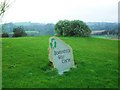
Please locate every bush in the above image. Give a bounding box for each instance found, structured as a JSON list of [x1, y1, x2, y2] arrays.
[[13, 26, 27, 37], [2, 33, 9, 37], [55, 20, 91, 37]]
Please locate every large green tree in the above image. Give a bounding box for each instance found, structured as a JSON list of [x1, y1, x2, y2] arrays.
[[70, 20, 91, 37], [55, 20, 91, 37]]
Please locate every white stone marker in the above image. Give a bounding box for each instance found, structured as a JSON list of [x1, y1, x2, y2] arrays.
[[48, 36, 75, 75]]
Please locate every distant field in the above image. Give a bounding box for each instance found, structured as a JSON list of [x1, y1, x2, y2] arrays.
[[25, 31, 39, 34], [2, 36, 118, 88], [91, 35, 118, 40]]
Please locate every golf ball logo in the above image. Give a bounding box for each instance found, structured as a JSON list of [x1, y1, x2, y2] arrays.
[[50, 38, 56, 49]]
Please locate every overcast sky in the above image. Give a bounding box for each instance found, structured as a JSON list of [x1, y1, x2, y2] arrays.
[[2, 0, 119, 23]]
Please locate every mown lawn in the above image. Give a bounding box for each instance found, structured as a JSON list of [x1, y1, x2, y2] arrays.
[[2, 36, 118, 88]]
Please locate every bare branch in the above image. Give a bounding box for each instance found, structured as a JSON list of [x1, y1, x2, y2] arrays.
[[0, 0, 15, 17]]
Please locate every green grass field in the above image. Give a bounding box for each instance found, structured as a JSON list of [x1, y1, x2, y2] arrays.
[[2, 36, 118, 88]]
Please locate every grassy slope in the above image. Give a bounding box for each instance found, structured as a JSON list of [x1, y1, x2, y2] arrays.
[[2, 36, 118, 88]]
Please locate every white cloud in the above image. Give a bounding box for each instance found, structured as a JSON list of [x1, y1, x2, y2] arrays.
[[2, 0, 119, 23]]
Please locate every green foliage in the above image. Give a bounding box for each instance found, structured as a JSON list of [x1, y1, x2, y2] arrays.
[[13, 26, 27, 37], [55, 20, 91, 37], [71, 20, 91, 36], [55, 20, 63, 36], [2, 36, 118, 88], [2, 32, 9, 37]]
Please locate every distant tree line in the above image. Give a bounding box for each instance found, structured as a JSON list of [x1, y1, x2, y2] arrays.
[[55, 20, 91, 37], [87, 22, 118, 31], [2, 26, 27, 37], [92, 30, 118, 35], [1, 22, 54, 37]]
